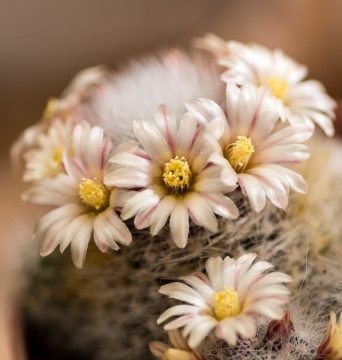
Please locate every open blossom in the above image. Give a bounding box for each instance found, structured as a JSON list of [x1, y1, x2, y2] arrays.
[[11, 66, 107, 162], [203, 39, 336, 137], [317, 312, 342, 360], [157, 254, 292, 349], [23, 118, 75, 181], [186, 83, 314, 212], [149, 329, 205, 360], [22, 121, 132, 268], [104, 104, 239, 248]]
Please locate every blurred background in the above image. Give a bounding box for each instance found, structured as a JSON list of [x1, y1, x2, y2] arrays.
[[1, 0, 342, 358]]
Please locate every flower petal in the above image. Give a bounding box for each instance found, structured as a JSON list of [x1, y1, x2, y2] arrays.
[[200, 192, 239, 219], [170, 200, 189, 248], [238, 173, 266, 212], [150, 195, 177, 235], [155, 104, 178, 153]]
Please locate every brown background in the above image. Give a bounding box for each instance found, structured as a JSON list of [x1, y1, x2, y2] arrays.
[[1, 1, 342, 358]]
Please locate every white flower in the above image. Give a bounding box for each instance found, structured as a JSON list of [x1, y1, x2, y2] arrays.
[[186, 83, 314, 212], [193, 33, 230, 58], [215, 40, 336, 137], [104, 104, 239, 248], [23, 118, 74, 181], [11, 66, 107, 162], [149, 329, 205, 360], [317, 312, 342, 360], [157, 254, 292, 349], [22, 121, 132, 268]]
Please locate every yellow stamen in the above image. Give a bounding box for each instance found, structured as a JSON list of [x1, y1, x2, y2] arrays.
[[163, 156, 192, 194], [79, 178, 110, 211], [266, 76, 288, 100], [52, 147, 63, 163], [224, 136, 254, 172], [212, 287, 242, 321]]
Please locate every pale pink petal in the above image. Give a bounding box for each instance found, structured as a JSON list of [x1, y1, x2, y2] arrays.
[[164, 315, 197, 331], [101, 207, 132, 245], [253, 144, 310, 166], [187, 317, 217, 349], [170, 201, 189, 248], [184, 192, 218, 232], [243, 299, 288, 319], [222, 257, 236, 289], [134, 205, 158, 229], [155, 104, 178, 153], [72, 121, 91, 167], [121, 188, 163, 220], [109, 152, 161, 176], [150, 195, 177, 235], [104, 168, 152, 188], [70, 214, 95, 268], [93, 211, 120, 252], [110, 188, 137, 209], [175, 113, 198, 155], [179, 275, 215, 305], [248, 167, 289, 210], [258, 123, 314, 150], [133, 120, 172, 164], [157, 305, 201, 324], [216, 318, 239, 345], [159, 283, 211, 311], [200, 192, 239, 219], [238, 173, 266, 212], [206, 257, 224, 292], [185, 98, 227, 126], [203, 117, 226, 141], [59, 213, 95, 253], [237, 261, 273, 300], [234, 253, 257, 289], [34, 203, 85, 235], [110, 140, 139, 158]]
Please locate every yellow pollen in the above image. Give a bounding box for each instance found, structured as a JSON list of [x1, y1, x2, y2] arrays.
[[52, 147, 63, 163], [163, 156, 192, 194], [266, 76, 288, 100], [224, 136, 254, 172], [212, 287, 242, 321], [79, 178, 110, 211]]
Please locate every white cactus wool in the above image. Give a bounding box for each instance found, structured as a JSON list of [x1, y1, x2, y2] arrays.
[[13, 41, 342, 360]]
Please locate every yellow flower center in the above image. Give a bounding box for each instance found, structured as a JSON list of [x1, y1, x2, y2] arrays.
[[224, 136, 254, 173], [266, 76, 288, 100], [79, 178, 110, 211], [212, 287, 242, 321], [52, 147, 63, 163], [163, 156, 192, 194]]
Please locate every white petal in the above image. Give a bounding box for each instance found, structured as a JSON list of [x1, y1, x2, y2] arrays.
[[59, 213, 94, 254], [184, 193, 218, 232], [70, 214, 95, 268], [150, 195, 177, 235], [170, 201, 189, 248], [206, 257, 223, 292], [157, 305, 200, 324], [187, 317, 217, 349], [159, 282, 211, 310], [234, 253, 257, 289], [134, 206, 157, 229], [155, 104, 178, 153], [121, 188, 162, 220], [104, 168, 152, 188], [200, 192, 239, 219], [148, 341, 168, 358], [185, 98, 227, 126], [110, 140, 139, 158], [176, 113, 198, 155], [180, 274, 215, 305], [133, 120, 172, 164], [238, 173, 266, 212]]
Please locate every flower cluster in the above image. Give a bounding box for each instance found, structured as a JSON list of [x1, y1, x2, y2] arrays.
[[13, 36, 339, 357]]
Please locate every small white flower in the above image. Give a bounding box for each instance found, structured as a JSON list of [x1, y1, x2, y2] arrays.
[[149, 329, 205, 360], [212, 40, 336, 137], [23, 118, 74, 181], [186, 83, 314, 212], [157, 254, 292, 349], [104, 104, 239, 248], [11, 66, 107, 162], [22, 121, 132, 268]]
